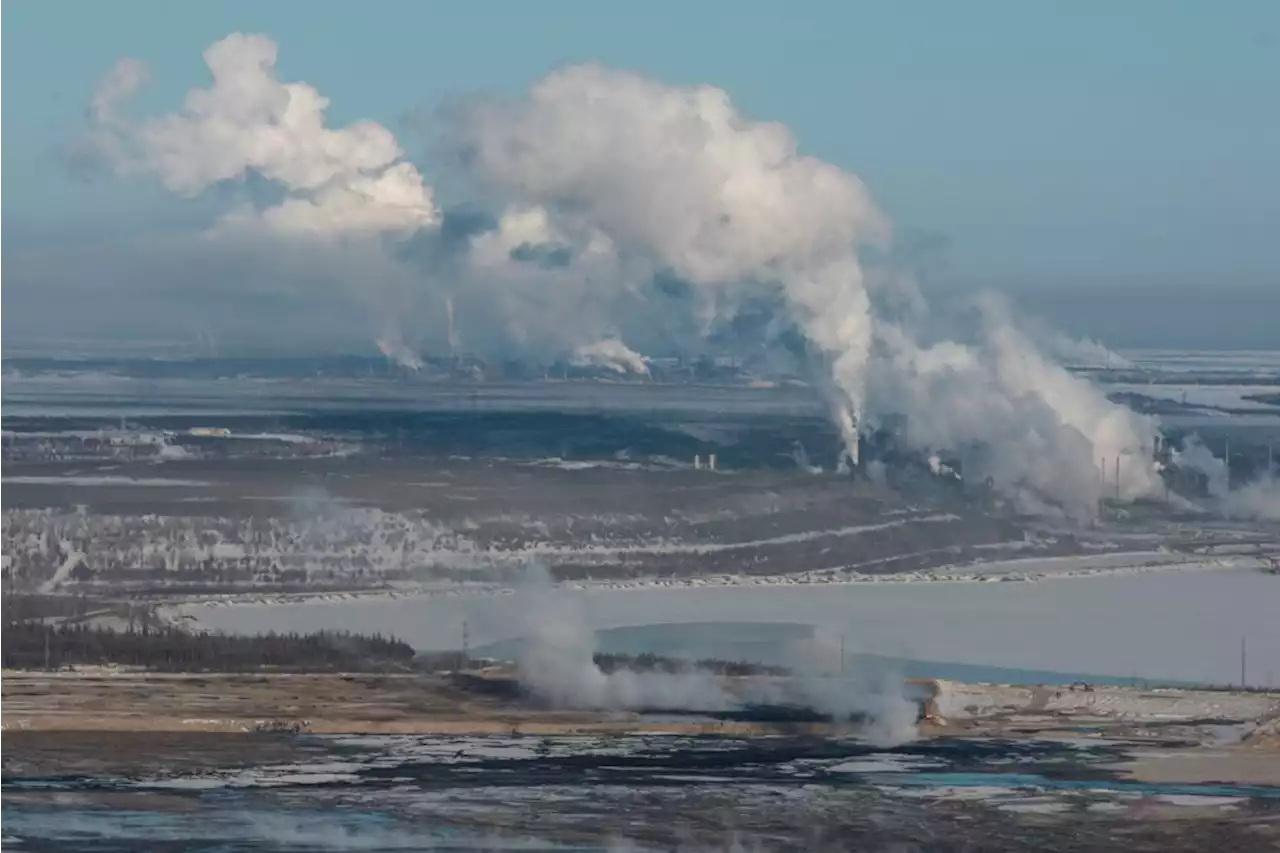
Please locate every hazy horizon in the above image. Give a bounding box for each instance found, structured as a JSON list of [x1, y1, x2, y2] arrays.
[[4, 2, 1277, 355]]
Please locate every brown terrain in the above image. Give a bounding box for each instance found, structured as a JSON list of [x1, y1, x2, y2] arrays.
[[4, 669, 1279, 853], [4, 668, 1278, 788], [0, 669, 849, 736]]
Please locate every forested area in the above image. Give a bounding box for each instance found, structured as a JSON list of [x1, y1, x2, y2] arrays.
[[2, 622, 417, 672]]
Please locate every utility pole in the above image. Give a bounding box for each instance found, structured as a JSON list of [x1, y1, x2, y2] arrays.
[[1114, 455, 1120, 502], [1241, 635, 1247, 689]]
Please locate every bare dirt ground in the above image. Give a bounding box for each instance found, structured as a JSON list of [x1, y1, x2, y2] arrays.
[[5, 670, 1279, 852], [2, 730, 319, 779], [5, 670, 1278, 785], [0, 669, 845, 736]]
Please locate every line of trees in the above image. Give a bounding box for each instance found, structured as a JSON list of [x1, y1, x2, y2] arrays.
[[1, 622, 416, 672]]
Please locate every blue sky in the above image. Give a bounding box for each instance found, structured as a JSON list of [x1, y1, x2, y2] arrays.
[[3, 1, 1278, 347]]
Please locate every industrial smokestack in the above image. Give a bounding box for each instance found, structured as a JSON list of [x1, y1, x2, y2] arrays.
[[89, 35, 1171, 521]]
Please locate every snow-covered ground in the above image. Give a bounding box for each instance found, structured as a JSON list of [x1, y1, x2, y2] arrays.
[[933, 681, 1280, 723], [1118, 350, 1280, 377], [1107, 382, 1280, 412]]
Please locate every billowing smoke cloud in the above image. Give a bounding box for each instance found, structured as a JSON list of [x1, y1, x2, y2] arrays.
[[376, 336, 424, 371], [1040, 332, 1133, 370], [500, 565, 734, 712], [88, 56, 148, 143], [457, 63, 887, 462], [447, 62, 1163, 517], [93, 33, 438, 236], [571, 338, 650, 375], [769, 631, 920, 747], [89, 33, 440, 360], [1222, 478, 1280, 522], [82, 32, 1169, 519], [1019, 313, 1134, 369], [1174, 437, 1280, 521], [867, 296, 1161, 520], [490, 565, 918, 745]]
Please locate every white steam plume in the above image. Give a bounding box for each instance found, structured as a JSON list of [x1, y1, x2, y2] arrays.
[[773, 631, 919, 747], [458, 63, 888, 462], [89, 56, 148, 126], [488, 566, 919, 744], [1174, 437, 1280, 521], [1222, 478, 1280, 522], [86, 35, 1170, 519], [456, 203, 637, 363], [454, 64, 1162, 517], [1019, 313, 1133, 369], [376, 335, 425, 371], [1042, 332, 1133, 370], [502, 565, 732, 711], [92, 33, 439, 236], [89, 33, 440, 367], [571, 338, 651, 375], [868, 297, 1161, 520]]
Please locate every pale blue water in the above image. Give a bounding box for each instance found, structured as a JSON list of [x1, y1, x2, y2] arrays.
[[217, 570, 1279, 687], [7, 732, 1279, 851], [1, 804, 624, 852], [883, 772, 1280, 800], [476, 622, 1190, 687]]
